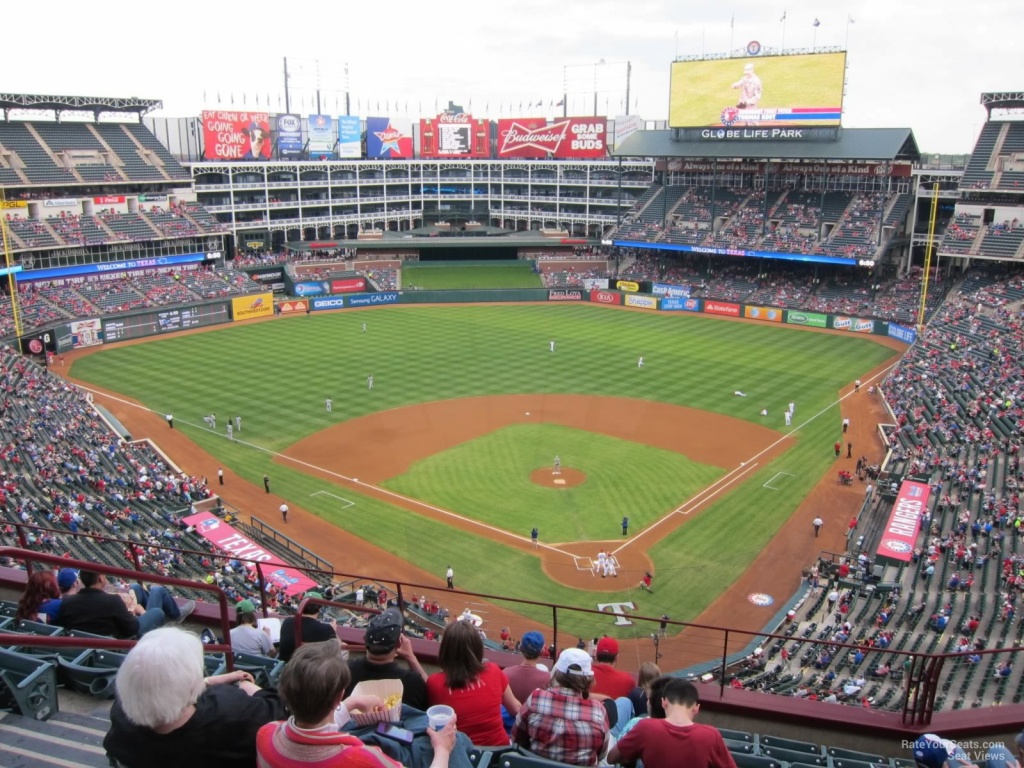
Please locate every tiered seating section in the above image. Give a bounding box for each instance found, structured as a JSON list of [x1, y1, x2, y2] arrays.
[[0, 120, 189, 185], [0, 269, 266, 338], [615, 187, 910, 261]]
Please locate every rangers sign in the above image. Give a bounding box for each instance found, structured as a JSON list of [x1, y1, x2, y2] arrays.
[[497, 117, 607, 158]]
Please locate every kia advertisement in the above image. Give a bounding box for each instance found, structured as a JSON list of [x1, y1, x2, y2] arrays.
[[497, 117, 607, 158], [420, 112, 490, 158], [704, 300, 740, 317], [276, 114, 303, 158], [589, 290, 622, 305], [366, 117, 413, 158], [202, 110, 271, 160]]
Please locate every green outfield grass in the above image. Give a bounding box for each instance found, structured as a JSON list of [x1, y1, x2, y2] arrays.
[[70, 303, 899, 635], [403, 263, 543, 289], [383, 423, 724, 542]]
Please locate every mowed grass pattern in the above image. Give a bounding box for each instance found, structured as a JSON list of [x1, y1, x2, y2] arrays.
[[383, 424, 724, 542], [70, 304, 899, 630], [403, 264, 543, 289]]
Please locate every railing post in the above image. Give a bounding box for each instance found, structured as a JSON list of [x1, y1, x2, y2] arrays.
[[552, 605, 558, 654], [720, 628, 729, 699], [14, 524, 31, 576], [255, 563, 269, 618]]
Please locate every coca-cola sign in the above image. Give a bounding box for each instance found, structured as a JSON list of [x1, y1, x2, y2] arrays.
[[420, 113, 490, 158], [497, 117, 607, 159]]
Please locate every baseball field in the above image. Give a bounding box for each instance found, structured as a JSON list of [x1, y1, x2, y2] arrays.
[[68, 298, 900, 645]]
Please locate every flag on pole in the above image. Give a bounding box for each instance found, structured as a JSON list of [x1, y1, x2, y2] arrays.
[[555, 98, 564, 107], [730, 15, 734, 29], [813, 18, 820, 26], [848, 15, 855, 23], [780, 11, 786, 21]]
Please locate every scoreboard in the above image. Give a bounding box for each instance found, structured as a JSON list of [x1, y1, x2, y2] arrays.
[[103, 302, 230, 342]]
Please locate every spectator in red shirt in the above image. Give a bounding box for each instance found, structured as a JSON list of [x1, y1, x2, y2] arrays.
[[425, 619, 520, 746], [591, 638, 636, 699]]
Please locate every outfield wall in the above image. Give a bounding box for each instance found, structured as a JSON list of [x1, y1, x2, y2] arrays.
[[27, 288, 917, 353]]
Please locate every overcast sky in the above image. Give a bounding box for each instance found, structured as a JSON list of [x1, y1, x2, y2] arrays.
[[1, 0, 1017, 154]]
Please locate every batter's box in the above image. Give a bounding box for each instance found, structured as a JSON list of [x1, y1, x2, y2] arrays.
[[573, 556, 595, 572], [310, 490, 355, 509], [762, 472, 795, 491]]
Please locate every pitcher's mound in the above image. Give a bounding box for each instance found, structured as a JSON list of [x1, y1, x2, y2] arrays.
[[530, 467, 586, 488]]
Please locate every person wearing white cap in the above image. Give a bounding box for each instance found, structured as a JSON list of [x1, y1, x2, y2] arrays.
[[512, 648, 609, 766], [731, 63, 762, 109]]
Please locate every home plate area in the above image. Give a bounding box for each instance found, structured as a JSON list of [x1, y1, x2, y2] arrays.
[[572, 552, 621, 578]]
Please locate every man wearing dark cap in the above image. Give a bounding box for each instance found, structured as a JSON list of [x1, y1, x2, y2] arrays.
[[56, 571, 193, 638], [278, 592, 336, 662], [505, 631, 552, 704], [344, 607, 428, 710], [243, 122, 269, 159]]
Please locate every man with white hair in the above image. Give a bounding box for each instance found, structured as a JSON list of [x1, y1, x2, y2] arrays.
[[732, 63, 763, 109], [104, 627, 285, 768]]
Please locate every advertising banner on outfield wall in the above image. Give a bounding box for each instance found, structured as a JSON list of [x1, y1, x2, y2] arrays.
[[625, 295, 657, 309], [613, 279, 641, 293], [294, 281, 330, 297], [202, 111, 271, 160], [582, 278, 609, 290], [277, 299, 309, 315], [661, 297, 701, 312], [548, 290, 584, 301], [832, 316, 875, 334], [888, 323, 917, 344], [311, 296, 346, 311], [589, 290, 622, 305], [183, 511, 318, 595], [231, 293, 273, 321], [332, 277, 367, 294], [876, 480, 929, 563], [348, 292, 399, 307], [785, 310, 828, 328], [743, 306, 783, 322], [69, 319, 103, 348], [245, 267, 286, 293], [652, 283, 690, 298], [704, 300, 740, 317]]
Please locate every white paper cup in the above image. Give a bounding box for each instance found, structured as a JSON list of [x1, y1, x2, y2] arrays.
[[426, 704, 455, 731]]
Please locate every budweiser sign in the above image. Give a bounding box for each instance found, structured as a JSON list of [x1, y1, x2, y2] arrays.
[[498, 117, 607, 158], [498, 118, 568, 157]]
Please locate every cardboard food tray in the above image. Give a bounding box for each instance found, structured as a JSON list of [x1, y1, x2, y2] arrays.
[[348, 679, 403, 725]]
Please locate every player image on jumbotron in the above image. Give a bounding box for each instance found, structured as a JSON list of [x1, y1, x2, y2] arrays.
[[732, 62, 763, 109]]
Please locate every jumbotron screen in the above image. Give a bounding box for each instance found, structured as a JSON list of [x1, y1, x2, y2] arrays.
[[669, 52, 846, 128]]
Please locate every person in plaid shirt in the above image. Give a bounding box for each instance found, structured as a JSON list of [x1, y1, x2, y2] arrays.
[[512, 648, 609, 766]]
